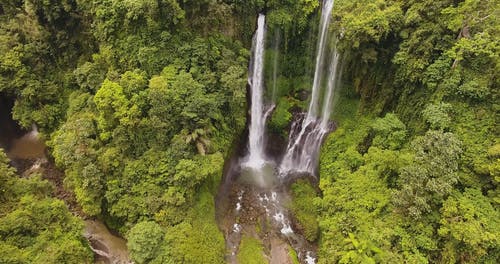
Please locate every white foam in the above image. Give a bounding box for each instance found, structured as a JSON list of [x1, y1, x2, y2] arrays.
[[305, 251, 316, 264], [273, 212, 284, 222], [271, 192, 277, 201], [280, 224, 294, 235], [233, 224, 241, 233]]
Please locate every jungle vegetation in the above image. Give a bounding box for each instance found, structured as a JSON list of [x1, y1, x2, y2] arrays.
[[0, 0, 498, 263]]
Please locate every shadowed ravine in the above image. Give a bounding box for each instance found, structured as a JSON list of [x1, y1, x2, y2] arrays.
[[0, 96, 131, 264]]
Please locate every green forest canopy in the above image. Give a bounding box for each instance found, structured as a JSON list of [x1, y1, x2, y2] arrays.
[[0, 0, 498, 263]]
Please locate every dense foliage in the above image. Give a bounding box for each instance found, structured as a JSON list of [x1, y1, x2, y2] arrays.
[[313, 0, 499, 263], [0, 0, 498, 263], [1, 0, 248, 262], [0, 150, 92, 263]]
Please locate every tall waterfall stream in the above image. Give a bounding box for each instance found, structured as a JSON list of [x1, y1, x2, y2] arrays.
[[217, 1, 342, 263]]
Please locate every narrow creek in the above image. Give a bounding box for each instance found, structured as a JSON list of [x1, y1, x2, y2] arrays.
[[84, 220, 130, 264], [217, 168, 317, 263], [0, 96, 130, 264]]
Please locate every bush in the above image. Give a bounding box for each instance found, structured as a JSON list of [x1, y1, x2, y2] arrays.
[[422, 102, 452, 130], [127, 221, 164, 264], [371, 113, 406, 150]]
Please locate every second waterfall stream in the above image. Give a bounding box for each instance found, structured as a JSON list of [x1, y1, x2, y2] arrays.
[[244, 14, 268, 170], [280, 0, 341, 177]]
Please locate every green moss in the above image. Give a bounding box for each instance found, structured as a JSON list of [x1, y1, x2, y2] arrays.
[[288, 245, 300, 264], [289, 179, 319, 242], [237, 236, 266, 264], [269, 97, 292, 135], [187, 187, 226, 261]]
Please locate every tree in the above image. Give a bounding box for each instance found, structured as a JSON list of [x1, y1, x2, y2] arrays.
[[0, 150, 92, 264], [50, 110, 103, 216], [334, 0, 403, 49], [94, 79, 136, 140], [439, 188, 500, 263], [393, 0, 456, 84], [127, 221, 165, 264], [0, 0, 91, 131], [317, 118, 412, 263], [422, 103, 452, 130], [371, 113, 406, 150], [393, 130, 462, 218], [266, 0, 320, 32], [0, 149, 17, 203], [156, 190, 225, 264]]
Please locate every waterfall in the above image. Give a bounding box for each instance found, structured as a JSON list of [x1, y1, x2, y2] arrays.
[[321, 50, 341, 129], [244, 14, 267, 169], [280, 0, 341, 176], [306, 0, 334, 121]]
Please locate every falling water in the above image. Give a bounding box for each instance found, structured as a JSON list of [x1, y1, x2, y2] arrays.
[[321, 50, 341, 128], [280, 0, 341, 176], [306, 0, 334, 121], [244, 14, 267, 169]]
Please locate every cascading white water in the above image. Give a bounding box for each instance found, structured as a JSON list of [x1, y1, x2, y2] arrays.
[[306, 0, 334, 121], [280, 0, 341, 176], [321, 51, 341, 128], [245, 14, 267, 169]]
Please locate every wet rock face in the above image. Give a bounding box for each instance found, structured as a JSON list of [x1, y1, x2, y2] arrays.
[[296, 89, 311, 101], [265, 130, 286, 161], [229, 185, 267, 225], [270, 238, 294, 264]]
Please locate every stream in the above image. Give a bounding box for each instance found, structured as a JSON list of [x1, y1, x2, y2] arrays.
[[84, 220, 131, 264], [216, 125, 318, 264], [215, 16, 317, 262]]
